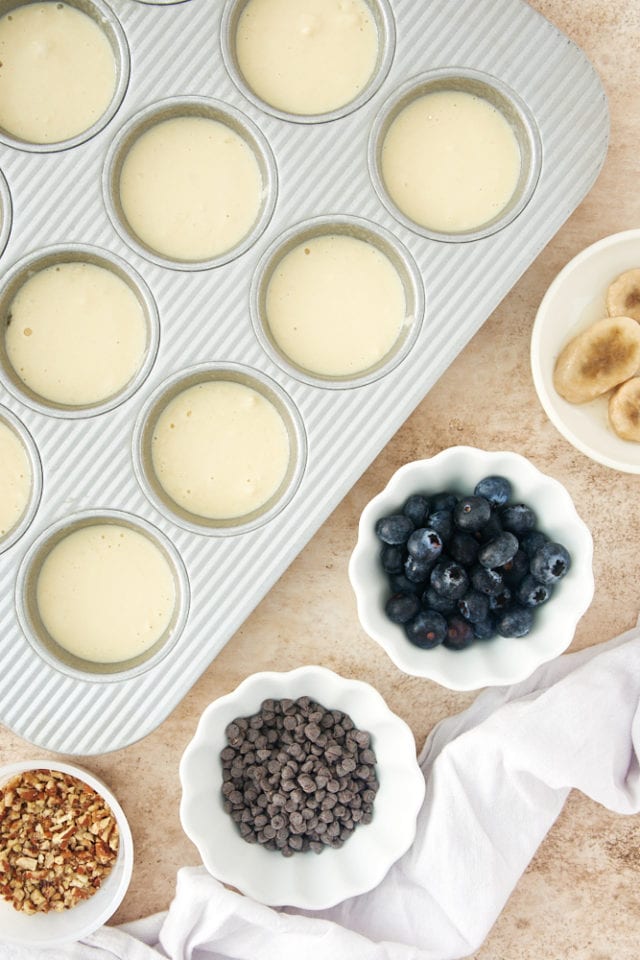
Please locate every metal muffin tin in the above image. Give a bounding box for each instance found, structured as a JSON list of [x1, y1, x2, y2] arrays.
[[0, 0, 608, 754]]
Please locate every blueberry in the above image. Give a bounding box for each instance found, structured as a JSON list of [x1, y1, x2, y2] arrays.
[[404, 556, 433, 584], [478, 510, 503, 543], [375, 514, 414, 545], [516, 575, 553, 608], [430, 491, 459, 512], [472, 616, 497, 641], [380, 544, 404, 575], [443, 615, 475, 650], [402, 494, 430, 527], [421, 585, 457, 615], [430, 559, 469, 599], [407, 527, 443, 563], [385, 592, 421, 624], [405, 610, 447, 649], [530, 542, 571, 584], [389, 574, 422, 596], [474, 475, 512, 508], [478, 531, 519, 569], [489, 587, 512, 611], [520, 530, 548, 559], [500, 549, 529, 588], [449, 531, 480, 566], [470, 564, 504, 597], [457, 589, 489, 623], [495, 605, 535, 638], [427, 509, 454, 543], [454, 496, 492, 532], [500, 503, 537, 536]]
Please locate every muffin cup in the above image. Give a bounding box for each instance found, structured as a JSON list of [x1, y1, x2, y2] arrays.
[[368, 67, 542, 242], [0, 244, 160, 418], [0, 0, 130, 153], [0, 405, 42, 554], [133, 362, 307, 535], [16, 509, 190, 682], [220, 0, 395, 124], [250, 214, 424, 389], [103, 96, 278, 271], [0, 167, 12, 259]]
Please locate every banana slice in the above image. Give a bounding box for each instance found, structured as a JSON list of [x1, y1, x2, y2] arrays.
[[553, 315, 640, 404], [609, 377, 640, 441], [606, 268, 640, 322]]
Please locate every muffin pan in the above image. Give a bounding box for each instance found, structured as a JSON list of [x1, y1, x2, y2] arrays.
[[0, 0, 608, 753]]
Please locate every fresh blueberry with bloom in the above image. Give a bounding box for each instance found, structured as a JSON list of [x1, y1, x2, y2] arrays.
[[405, 610, 447, 648], [375, 514, 414, 545], [516, 575, 553, 608], [474, 475, 512, 508], [385, 592, 421, 624], [402, 494, 430, 527], [496, 605, 534, 638], [530, 542, 571, 584], [454, 495, 492, 532]]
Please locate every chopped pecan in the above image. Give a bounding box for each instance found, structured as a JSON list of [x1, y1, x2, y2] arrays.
[[0, 769, 120, 914]]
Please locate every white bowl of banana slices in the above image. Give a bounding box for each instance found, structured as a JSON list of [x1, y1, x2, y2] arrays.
[[531, 229, 640, 473]]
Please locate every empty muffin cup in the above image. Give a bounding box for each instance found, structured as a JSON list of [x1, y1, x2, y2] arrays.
[[220, 0, 395, 123], [133, 363, 307, 536], [0, 0, 130, 152], [0, 405, 42, 554], [0, 168, 12, 260], [16, 510, 190, 682], [0, 244, 159, 418], [103, 97, 278, 270], [369, 68, 542, 242], [251, 215, 424, 388]]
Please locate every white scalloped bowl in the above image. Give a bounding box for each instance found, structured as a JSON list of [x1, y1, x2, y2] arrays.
[[348, 447, 594, 690], [179, 665, 425, 909], [531, 229, 640, 473], [0, 760, 133, 947]]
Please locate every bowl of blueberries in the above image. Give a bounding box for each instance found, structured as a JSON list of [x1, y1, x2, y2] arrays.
[[349, 446, 594, 690], [179, 665, 425, 909]]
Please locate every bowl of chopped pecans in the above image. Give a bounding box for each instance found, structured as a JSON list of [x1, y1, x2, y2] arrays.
[[0, 760, 133, 947], [179, 665, 425, 909]]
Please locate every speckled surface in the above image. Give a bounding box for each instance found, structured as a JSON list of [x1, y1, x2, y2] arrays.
[[1, 0, 639, 956]]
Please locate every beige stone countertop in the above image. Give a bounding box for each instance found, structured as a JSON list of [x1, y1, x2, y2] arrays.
[[2, 1, 640, 956]]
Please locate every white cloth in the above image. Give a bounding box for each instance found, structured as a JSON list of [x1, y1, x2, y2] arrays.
[[4, 624, 640, 960]]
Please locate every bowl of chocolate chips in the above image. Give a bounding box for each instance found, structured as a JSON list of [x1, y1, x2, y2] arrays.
[[349, 446, 594, 690], [179, 665, 425, 909]]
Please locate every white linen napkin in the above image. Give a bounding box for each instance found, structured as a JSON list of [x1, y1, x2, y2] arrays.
[[4, 623, 640, 960]]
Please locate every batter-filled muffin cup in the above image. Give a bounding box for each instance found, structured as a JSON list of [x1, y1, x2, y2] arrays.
[[0, 245, 159, 418], [16, 510, 190, 681], [251, 214, 424, 388], [0, 168, 12, 260], [0, 0, 129, 152], [0, 405, 42, 554], [103, 97, 278, 270], [369, 68, 542, 242], [133, 363, 307, 535], [220, 0, 395, 123]]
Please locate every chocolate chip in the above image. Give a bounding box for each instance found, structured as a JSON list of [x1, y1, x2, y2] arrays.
[[219, 696, 378, 857]]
